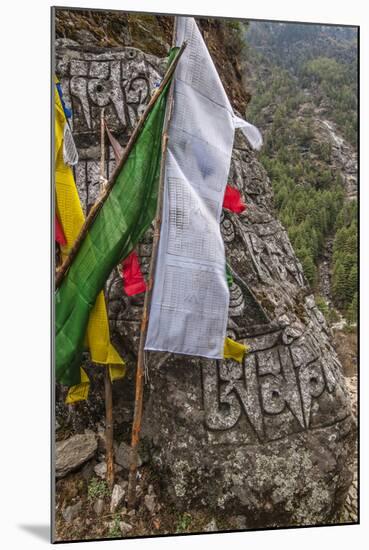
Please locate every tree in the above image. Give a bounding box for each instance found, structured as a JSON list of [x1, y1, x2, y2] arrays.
[[298, 249, 316, 286], [347, 292, 358, 324], [347, 265, 358, 303], [332, 261, 349, 308]]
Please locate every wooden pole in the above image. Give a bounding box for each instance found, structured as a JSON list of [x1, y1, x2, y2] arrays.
[[99, 107, 115, 489], [104, 366, 115, 489], [100, 107, 106, 184], [55, 41, 187, 291], [127, 19, 179, 510]]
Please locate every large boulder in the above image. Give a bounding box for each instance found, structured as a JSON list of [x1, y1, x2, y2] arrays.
[[139, 130, 354, 527], [55, 38, 355, 527], [56, 433, 97, 478]]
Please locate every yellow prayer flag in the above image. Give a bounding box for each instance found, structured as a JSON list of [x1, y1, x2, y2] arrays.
[[109, 364, 126, 382], [65, 368, 90, 404], [223, 337, 250, 363], [55, 84, 125, 402]]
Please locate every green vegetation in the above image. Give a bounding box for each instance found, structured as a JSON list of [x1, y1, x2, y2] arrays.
[[176, 512, 192, 533], [108, 513, 121, 538], [246, 23, 357, 146], [300, 56, 357, 146], [87, 478, 111, 501], [332, 201, 357, 317], [315, 295, 341, 324], [266, 161, 344, 286], [249, 68, 345, 287], [245, 26, 357, 320], [220, 19, 249, 56]]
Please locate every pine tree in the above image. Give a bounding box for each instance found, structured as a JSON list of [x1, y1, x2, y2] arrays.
[[347, 265, 358, 303], [332, 261, 349, 307], [299, 250, 316, 286], [347, 292, 358, 324]]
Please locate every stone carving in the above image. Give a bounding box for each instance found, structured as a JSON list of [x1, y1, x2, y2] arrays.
[[220, 211, 235, 242], [56, 41, 163, 138], [228, 281, 245, 317], [202, 331, 350, 444], [56, 40, 355, 527], [202, 357, 263, 437]]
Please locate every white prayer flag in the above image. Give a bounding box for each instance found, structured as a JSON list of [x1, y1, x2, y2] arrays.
[[145, 16, 262, 359]]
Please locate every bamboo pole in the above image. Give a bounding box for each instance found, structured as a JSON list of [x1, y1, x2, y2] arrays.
[[99, 107, 115, 489], [127, 18, 179, 510], [55, 40, 187, 291]]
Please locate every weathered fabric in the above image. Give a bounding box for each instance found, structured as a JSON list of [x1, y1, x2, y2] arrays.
[[55, 83, 125, 389], [122, 251, 147, 296], [55, 59, 175, 386], [145, 17, 261, 358], [55, 214, 67, 246], [223, 337, 249, 363], [64, 367, 90, 404], [223, 184, 246, 213]]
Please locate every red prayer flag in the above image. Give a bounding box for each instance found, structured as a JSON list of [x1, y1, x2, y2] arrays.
[[105, 120, 146, 297], [55, 214, 67, 246], [121, 251, 147, 296], [222, 184, 246, 213]]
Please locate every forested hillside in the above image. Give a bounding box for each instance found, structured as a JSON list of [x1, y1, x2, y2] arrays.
[[244, 22, 358, 322]]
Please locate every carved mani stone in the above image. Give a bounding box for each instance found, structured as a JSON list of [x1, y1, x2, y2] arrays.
[[56, 40, 355, 528]]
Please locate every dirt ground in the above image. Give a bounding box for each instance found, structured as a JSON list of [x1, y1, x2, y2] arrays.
[[333, 327, 357, 377]]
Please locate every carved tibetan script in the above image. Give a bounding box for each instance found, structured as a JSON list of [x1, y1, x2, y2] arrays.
[[55, 45, 163, 134], [202, 331, 349, 443]]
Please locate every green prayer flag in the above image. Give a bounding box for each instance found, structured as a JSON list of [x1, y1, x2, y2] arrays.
[[226, 263, 233, 288], [55, 51, 177, 386]]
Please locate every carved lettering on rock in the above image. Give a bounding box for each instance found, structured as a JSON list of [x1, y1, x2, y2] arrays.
[[56, 47, 162, 134], [202, 334, 345, 443]]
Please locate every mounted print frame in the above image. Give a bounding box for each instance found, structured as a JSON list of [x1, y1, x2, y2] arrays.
[[52, 5, 359, 543]]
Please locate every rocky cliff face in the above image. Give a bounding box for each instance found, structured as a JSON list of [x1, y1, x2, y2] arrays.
[[55, 19, 355, 528], [314, 117, 357, 200]]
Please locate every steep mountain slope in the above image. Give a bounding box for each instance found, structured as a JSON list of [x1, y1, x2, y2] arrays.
[[244, 21, 358, 322]]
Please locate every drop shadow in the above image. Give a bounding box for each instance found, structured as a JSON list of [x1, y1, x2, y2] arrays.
[[18, 524, 50, 543]]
